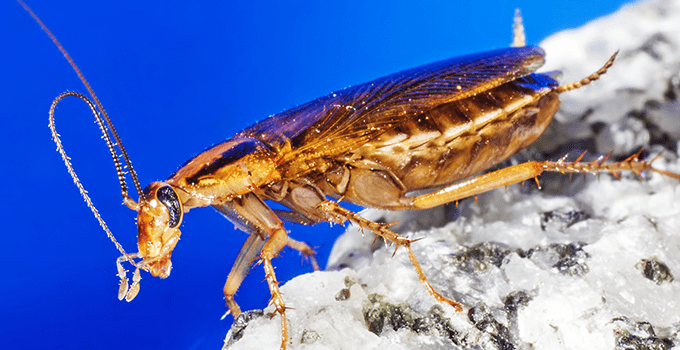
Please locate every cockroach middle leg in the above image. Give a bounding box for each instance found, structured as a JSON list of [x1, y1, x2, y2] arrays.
[[318, 201, 464, 312], [286, 237, 320, 271]]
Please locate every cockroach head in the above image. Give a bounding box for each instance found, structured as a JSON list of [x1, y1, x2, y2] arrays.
[[136, 182, 184, 278]]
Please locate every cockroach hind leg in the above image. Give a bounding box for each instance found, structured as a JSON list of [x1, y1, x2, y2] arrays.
[[413, 153, 680, 212]]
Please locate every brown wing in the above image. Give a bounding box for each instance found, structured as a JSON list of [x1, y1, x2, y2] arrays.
[[238, 46, 546, 162]]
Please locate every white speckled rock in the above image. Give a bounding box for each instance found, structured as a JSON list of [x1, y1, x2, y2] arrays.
[[225, 1, 680, 349]]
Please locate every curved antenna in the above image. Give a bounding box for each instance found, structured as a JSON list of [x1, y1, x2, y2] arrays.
[[49, 91, 140, 269], [18, 0, 143, 200]]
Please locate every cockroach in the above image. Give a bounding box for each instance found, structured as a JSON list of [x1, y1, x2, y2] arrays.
[[21, 2, 680, 349]]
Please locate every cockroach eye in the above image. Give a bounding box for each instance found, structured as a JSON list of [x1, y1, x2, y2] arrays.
[[156, 186, 182, 228]]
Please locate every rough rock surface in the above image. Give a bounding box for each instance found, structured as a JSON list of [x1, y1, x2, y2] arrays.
[[224, 1, 680, 349]]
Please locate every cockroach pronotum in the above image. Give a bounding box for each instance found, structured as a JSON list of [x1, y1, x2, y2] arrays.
[[21, 1, 680, 349]]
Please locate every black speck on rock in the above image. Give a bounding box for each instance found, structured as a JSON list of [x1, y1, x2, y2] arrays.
[[300, 329, 320, 344], [613, 316, 675, 350], [519, 242, 590, 277], [469, 304, 516, 350], [540, 208, 589, 232], [223, 309, 264, 348], [362, 294, 463, 346], [335, 287, 351, 301], [550, 242, 590, 276], [362, 294, 416, 336], [504, 291, 532, 315], [663, 74, 679, 101], [412, 305, 463, 345], [451, 242, 512, 273], [638, 257, 675, 285]]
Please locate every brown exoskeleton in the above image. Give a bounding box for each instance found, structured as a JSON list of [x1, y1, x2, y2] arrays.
[[22, 1, 680, 348]]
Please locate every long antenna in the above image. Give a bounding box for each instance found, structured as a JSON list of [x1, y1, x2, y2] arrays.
[[18, 0, 143, 199], [48, 91, 138, 267], [19, 0, 151, 295]]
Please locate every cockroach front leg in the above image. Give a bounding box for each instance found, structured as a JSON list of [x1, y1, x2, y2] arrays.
[[223, 233, 265, 318], [260, 228, 290, 350], [222, 234, 318, 320], [223, 229, 291, 350], [318, 201, 464, 312]]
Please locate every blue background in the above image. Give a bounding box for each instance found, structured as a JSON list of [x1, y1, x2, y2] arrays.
[[1, 1, 630, 349]]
